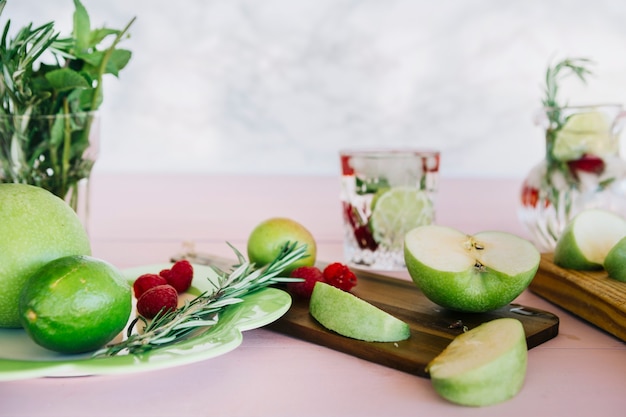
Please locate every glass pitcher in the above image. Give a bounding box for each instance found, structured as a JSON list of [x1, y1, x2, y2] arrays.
[[518, 104, 626, 252]]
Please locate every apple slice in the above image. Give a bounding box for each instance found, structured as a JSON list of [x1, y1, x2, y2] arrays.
[[553, 209, 626, 270], [404, 225, 540, 313], [604, 236, 626, 282], [309, 282, 410, 342], [426, 318, 527, 407]]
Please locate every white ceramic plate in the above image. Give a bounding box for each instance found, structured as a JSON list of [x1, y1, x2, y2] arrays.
[[0, 263, 291, 381]]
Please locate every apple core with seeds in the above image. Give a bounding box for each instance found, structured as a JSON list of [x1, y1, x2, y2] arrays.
[[404, 225, 540, 313]]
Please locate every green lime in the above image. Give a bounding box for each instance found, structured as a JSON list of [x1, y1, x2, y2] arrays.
[[19, 255, 132, 354], [370, 186, 391, 211], [369, 186, 434, 249], [553, 111, 615, 161]]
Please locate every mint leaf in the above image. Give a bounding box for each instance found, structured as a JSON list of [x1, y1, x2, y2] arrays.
[[45, 68, 89, 92], [72, 0, 91, 52]]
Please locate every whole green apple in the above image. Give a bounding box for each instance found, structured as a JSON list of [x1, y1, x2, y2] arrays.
[[426, 318, 527, 407], [0, 184, 91, 328], [554, 209, 626, 270], [604, 236, 626, 282], [247, 217, 316, 274], [404, 225, 540, 313]]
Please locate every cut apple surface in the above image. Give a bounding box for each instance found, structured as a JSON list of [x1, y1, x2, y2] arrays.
[[554, 209, 626, 270], [309, 282, 410, 342], [426, 318, 528, 407], [404, 225, 540, 313]]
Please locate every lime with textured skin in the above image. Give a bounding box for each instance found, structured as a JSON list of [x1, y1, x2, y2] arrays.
[[604, 237, 626, 282], [0, 183, 91, 328], [404, 225, 539, 313], [247, 217, 316, 274], [309, 282, 410, 342], [427, 318, 527, 407], [19, 255, 131, 354], [554, 209, 626, 270]]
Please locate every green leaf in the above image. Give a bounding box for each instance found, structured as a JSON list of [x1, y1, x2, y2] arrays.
[[44, 68, 89, 92], [89, 27, 119, 46], [72, 0, 91, 52], [48, 113, 65, 148], [106, 49, 132, 76]]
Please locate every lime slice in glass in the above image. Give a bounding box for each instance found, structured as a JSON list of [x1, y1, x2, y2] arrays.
[[369, 186, 434, 249], [553, 111, 613, 161]]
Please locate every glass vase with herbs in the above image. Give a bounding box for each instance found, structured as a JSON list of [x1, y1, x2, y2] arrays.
[[0, 0, 134, 226], [518, 57, 626, 252]]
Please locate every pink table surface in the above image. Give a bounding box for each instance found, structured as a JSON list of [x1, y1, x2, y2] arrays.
[[1, 172, 625, 417]]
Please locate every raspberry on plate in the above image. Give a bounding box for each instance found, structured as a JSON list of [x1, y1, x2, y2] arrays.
[[160, 260, 194, 293], [287, 266, 325, 299], [136, 284, 179, 319], [133, 273, 168, 298], [323, 263, 357, 292]]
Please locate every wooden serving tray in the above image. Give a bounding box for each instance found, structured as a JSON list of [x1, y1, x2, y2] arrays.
[[529, 253, 626, 342], [176, 253, 559, 378]]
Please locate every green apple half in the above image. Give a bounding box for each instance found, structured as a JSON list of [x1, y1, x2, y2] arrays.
[[554, 209, 626, 270], [0, 184, 91, 328], [604, 236, 626, 282], [404, 225, 540, 313], [426, 317, 527, 407], [309, 282, 410, 342], [247, 217, 317, 274]]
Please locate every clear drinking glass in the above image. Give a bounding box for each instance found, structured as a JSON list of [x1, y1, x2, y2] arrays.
[[0, 111, 100, 232], [340, 149, 440, 270]]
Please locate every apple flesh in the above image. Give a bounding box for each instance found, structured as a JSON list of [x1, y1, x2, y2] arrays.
[[554, 209, 626, 270], [247, 217, 317, 274], [404, 225, 540, 313], [0, 184, 91, 328], [426, 317, 527, 407], [309, 282, 410, 342], [604, 236, 626, 282]]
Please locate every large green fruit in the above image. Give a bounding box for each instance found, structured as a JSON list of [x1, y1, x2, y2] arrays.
[[0, 184, 91, 328]]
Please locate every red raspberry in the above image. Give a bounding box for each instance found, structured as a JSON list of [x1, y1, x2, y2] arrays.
[[287, 266, 325, 298], [323, 263, 357, 292], [160, 260, 194, 293], [136, 284, 179, 319], [133, 273, 168, 298]]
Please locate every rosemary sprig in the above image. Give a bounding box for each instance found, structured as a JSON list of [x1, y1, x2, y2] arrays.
[[543, 57, 594, 125], [93, 242, 307, 358]]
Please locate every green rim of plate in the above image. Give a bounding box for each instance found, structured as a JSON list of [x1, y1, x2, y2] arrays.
[[0, 263, 291, 381]]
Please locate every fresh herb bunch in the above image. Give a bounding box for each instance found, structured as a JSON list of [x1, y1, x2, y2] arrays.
[[93, 242, 307, 358], [543, 58, 594, 131], [542, 57, 594, 168], [0, 0, 134, 204]]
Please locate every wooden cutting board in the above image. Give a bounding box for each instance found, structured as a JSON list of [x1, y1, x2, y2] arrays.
[[529, 253, 626, 342], [176, 253, 559, 378]]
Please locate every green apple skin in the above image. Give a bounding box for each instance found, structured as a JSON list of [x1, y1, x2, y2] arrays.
[[427, 318, 527, 407], [404, 225, 540, 313], [604, 237, 626, 282], [554, 209, 626, 271], [247, 217, 317, 274], [309, 282, 410, 342], [0, 184, 91, 328]]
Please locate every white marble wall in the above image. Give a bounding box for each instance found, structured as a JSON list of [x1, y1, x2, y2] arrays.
[[5, 0, 626, 178]]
